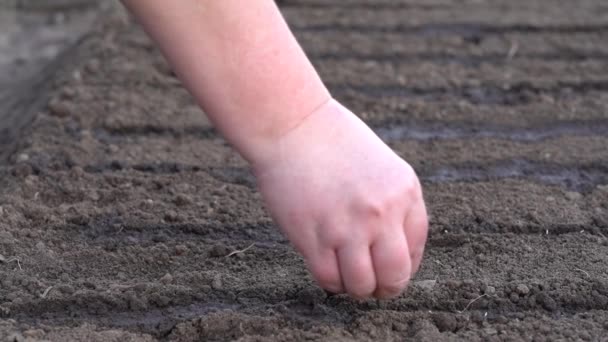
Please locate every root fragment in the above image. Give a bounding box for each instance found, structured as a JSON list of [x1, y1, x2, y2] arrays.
[[575, 268, 590, 277], [1, 257, 22, 270], [41, 286, 53, 299], [458, 294, 488, 314], [226, 243, 255, 257]]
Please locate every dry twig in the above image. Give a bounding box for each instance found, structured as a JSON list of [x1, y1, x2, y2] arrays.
[[226, 243, 255, 257], [458, 294, 488, 314], [41, 286, 53, 299]]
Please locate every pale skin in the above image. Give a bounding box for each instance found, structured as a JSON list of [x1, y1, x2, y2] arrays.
[[121, 0, 428, 299]]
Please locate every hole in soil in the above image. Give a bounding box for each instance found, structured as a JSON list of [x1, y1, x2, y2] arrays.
[[376, 120, 608, 142]]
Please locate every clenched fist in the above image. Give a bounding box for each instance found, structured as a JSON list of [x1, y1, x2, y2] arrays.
[[254, 99, 428, 299]]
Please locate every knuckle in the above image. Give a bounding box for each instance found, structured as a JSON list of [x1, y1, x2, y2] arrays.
[[403, 178, 423, 200], [364, 200, 385, 219], [322, 226, 349, 248]]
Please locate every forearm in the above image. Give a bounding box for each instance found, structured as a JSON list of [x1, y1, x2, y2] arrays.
[[121, 0, 330, 165]]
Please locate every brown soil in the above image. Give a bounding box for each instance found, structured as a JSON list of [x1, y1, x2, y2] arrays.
[[1, 0, 608, 341]]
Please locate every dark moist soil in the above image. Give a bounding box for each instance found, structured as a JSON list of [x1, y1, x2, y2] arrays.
[[1, 0, 608, 341]]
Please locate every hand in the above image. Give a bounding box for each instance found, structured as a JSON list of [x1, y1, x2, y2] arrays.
[[253, 99, 428, 299]]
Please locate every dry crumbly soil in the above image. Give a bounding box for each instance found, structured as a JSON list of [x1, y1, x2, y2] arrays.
[[1, 0, 608, 341]]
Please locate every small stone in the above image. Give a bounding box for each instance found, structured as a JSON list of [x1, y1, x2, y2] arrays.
[[16, 153, 29, 162], [175, 244, 188, 255], [415, 279, 437, 291], [23, 329, 43, 338], [108, 144, 119, 153], [72, 70, 82, 82], [57, 284, 74, 295], [211, 275, 223, 290], [85, 59, 101, 74], [61, 86, 77, 99], [71, 166, 85, 177], [597, 185, 608, 192], [35, 241, 46, 250], [155, 295, 170, 307], [509, 292, 519, 303], [565, 191, 582, 201], [0, 254, 5, 262], [163, 210, 180, 222], [536, 293, 557, 311], [48, 99, 71, 117], [483, 327, 498, 336], [128, 295, 148, 311], [0, 206, 3, 216], [174, 194, 193, 207], [87, 191, 100, 201], [445, 280, 463, 288], [516, 284, 530, 295], [545, 196, 555, 202], [483, 285, 496, 295], [160, 273, 173, 284], [209, 244, 230, 258]]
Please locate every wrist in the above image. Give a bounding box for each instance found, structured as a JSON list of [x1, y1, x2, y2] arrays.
[[248, 97, 354, 176], [235, 91, 333, 170]]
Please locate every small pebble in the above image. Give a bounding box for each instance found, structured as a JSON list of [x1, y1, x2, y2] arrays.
[[160, 273, 173, 284], [516, 284, 530, 295], [23, 329, 44, 338], [48, 99, 71, 117], [211, 275, 223, 290], [536, 293, 557, 311], [564, 191, 582, 201], [174, 194, 193, 207], [16, 153, 29, 162], [483, 327, 498, 336], [483, 285, 496, 295], [209, 244, 230, 258], [175, 244, 188, 255], [415, 280, 437, 291]]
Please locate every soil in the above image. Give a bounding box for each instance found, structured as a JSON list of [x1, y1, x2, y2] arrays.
[[1, 0, 608, 341]]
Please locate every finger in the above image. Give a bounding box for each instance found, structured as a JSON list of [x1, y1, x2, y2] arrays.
[[371, 231, 411, 299], [304, 248, 344, 294], [337, 242, 376, 299], [403, 199, 429, 276]]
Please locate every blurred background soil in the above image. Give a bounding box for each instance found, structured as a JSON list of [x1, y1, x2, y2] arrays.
[[0, 0, 607, 341]]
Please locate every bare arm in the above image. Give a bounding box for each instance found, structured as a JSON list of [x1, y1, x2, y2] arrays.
[[121, 0, 428, 300], [121, 0, 330, 167]]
